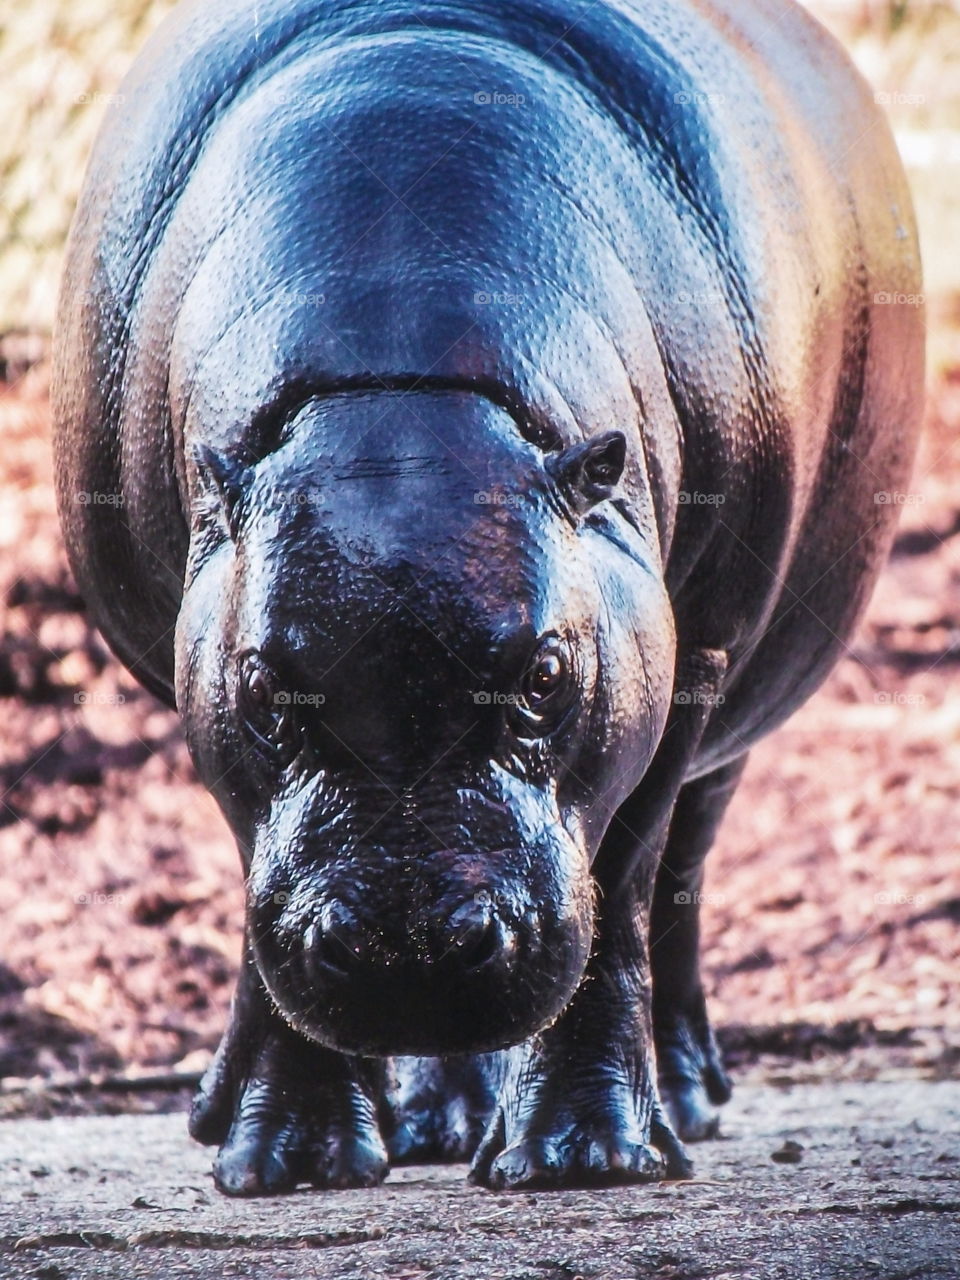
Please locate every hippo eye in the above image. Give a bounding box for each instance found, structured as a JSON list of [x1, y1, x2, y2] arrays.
[[238, 652, 300, 764], [512, 636, 576, 737], [527, 651, 564, 703], [245, 665, 272, 707]]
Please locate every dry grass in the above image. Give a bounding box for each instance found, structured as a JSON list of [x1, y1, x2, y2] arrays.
[[0, 0, 176, 333]]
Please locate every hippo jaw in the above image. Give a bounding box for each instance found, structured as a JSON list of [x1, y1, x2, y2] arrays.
[[243, 766, 596, 1056]]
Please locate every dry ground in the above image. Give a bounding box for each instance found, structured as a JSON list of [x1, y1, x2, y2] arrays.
[[2, 1081, 958, 1280]]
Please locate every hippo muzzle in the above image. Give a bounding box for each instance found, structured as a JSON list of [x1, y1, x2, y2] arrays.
[[246, 776, 594, 1055]]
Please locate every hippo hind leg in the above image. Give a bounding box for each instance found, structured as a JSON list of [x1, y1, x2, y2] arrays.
[[651, 755, 747, 1141], [385, 1054, 501, 1164]]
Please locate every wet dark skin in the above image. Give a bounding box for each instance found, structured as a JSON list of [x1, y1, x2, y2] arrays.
[[53, 0, 922, 1195]]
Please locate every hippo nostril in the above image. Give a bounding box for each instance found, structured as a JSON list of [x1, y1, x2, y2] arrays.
[[307, 911, 366, 977], [445, 898, 515, 972], [315, 931, 353, 975]]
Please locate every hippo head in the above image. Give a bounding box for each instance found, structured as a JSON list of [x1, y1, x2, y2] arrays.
[[175, 389, 674, 1055]]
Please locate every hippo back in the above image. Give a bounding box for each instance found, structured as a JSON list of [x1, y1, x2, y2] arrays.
[[52, 0, 922, 735]]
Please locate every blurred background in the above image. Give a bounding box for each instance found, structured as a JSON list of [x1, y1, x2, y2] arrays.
[[0, 0, 958, 1105]]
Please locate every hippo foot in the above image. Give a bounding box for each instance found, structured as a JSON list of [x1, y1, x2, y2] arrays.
[[386, 1055, 499, 1164], [655, 1002, 732, 1142], [191, 963, 388, 1196], [468, 1049, 691, 1190], [191, 1034, 388, 1196]]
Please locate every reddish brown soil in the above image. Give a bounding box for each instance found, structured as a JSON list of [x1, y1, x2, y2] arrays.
[[1, 361, 958, 1086]]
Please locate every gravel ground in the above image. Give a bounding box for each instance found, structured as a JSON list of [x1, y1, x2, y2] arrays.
[[1, 1078, 958, 1280]]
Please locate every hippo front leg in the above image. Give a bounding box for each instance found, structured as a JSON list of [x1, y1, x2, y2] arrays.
[[190, 943, 388, 1196], [469, 893, 690, 1189], [470, 648, 726, 1190]]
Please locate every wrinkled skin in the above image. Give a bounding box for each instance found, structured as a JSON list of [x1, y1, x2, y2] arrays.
[[52, 0, 923, 1195]]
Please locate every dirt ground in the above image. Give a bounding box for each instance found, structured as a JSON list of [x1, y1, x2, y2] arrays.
[[1, 1080, 958, 1280], [0, 356, 958, 1094]]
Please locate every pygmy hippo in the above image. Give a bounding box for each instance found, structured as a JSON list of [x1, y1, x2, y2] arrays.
[[52, 0, 923, 1194]]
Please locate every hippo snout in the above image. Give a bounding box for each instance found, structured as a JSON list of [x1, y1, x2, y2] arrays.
[[306, 894, 518, 980], [250, 866, 593, 1056]]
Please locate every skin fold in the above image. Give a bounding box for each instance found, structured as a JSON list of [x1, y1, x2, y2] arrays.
[[52, 0, 923, 1194]]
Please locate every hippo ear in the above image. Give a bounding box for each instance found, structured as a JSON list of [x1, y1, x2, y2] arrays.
[[194, 444, 247, 539], [546, 431, 627, 514]]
